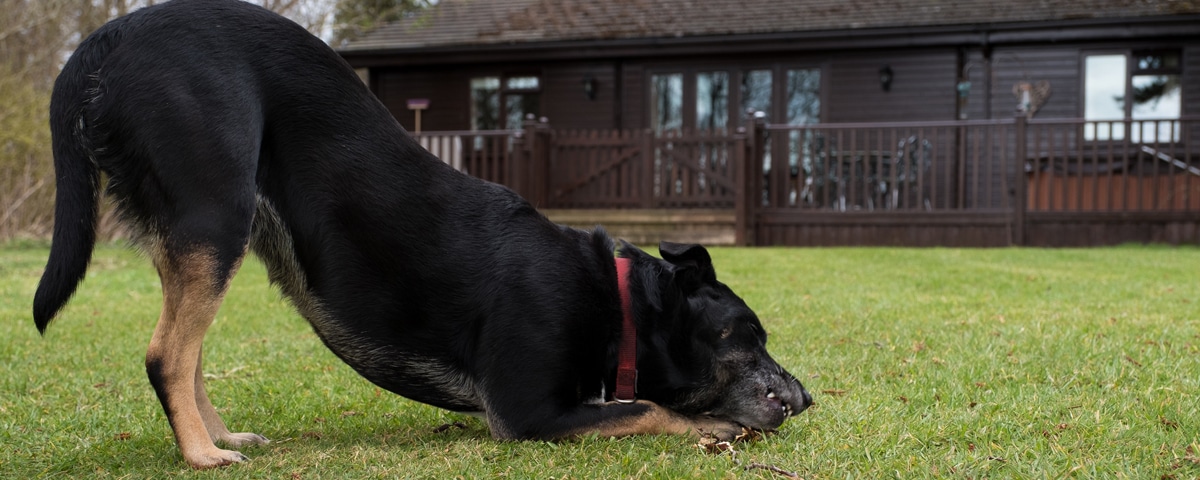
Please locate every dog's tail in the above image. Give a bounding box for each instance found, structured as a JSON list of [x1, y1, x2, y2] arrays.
[[32, 25, 121, 334]]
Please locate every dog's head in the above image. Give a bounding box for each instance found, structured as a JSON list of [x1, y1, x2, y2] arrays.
[[623, 242, 812, 431]]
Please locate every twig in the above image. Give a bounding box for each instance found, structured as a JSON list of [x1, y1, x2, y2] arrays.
[[744, 462, 801, 479], [697, 430, 801, 479]]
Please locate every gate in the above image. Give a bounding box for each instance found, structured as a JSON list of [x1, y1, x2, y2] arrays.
[[546, 129, 740, 209]]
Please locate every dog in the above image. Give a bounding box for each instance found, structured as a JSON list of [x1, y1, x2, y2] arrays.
[[33, 0, 812, 469]]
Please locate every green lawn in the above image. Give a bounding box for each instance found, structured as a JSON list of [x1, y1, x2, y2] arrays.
[[2, 244, 1198, 478]]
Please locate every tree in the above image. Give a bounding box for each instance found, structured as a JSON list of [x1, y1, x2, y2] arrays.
[[254, 0, 338, 38], [1, 0, 78, 239], [0, 0, 361, 240], [332, 0, 430, 44]]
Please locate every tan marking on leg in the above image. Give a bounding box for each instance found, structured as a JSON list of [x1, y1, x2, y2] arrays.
[[566, 400, 744, 440], [146, 246, 254, 469]]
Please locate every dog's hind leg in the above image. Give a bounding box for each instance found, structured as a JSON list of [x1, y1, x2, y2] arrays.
[[146, 237, 256, 469]]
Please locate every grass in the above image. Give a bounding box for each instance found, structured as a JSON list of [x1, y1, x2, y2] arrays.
[[2, 243, 1198, 478]]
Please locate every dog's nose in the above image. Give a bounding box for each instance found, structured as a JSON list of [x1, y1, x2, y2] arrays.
[[796, 389, 813, 413]]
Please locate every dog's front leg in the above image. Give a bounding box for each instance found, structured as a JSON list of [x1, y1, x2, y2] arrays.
[[568, 400, 744, 440], [492, 400, 744, 441]]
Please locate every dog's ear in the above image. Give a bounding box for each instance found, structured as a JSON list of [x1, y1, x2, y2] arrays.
[[659, 242, 716, 288]]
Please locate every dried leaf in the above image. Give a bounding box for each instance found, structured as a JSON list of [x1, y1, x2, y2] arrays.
[[433, 421, 468, 433], [1160, 417, 1180, 430], [697, 437, 734, 455], [734, 427, 764, 443]]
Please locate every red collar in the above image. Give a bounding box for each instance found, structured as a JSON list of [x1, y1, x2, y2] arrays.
[[613, 257, 637, 402]]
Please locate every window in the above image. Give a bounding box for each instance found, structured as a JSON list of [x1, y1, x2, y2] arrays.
[[785, 68, 820, 125], [1084, 50, 1181, 141], [503, 76, 540, 130], [470, 75, 540, 131], [651, 73, 683, 133], [649, 67, 821, 130], [645, 66, 822, 204], [784, 68, 821, 192], [696, 72, 729, 132], [740, 70, 773, 125], [470, 77, 501, 131]]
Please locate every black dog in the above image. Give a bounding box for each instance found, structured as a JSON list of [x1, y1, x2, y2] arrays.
[[34, 0, 811, 469]]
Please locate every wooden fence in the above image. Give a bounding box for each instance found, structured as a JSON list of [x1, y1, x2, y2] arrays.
[[413, 123, 745, 210], [413, 116, 1200, 247]]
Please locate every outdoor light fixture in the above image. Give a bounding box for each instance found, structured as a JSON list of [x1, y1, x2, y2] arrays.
[[583, 75, 597, 100], [879, 65, 893, 92]]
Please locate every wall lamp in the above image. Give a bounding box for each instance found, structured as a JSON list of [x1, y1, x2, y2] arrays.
[[879, 65, 894, 92]]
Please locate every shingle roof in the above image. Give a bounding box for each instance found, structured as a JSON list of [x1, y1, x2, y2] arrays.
[[339, 0, 1200, 52]]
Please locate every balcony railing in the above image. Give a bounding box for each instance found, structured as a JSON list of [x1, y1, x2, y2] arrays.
[[410, 116, 1200, 245]]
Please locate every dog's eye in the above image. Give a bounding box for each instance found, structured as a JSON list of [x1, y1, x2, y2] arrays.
[[719, 326, 734, 339]]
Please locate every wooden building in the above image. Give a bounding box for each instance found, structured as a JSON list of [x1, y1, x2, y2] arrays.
[[337, 0, 1200, 246]]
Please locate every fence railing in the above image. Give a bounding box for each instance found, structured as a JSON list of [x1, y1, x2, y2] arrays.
[[412, 116, 1200, 245], [1024, 118, 1200, 212], [759, 119, 1017, 212], [412, 129, 519, 187], [412, 121, 746, 210]]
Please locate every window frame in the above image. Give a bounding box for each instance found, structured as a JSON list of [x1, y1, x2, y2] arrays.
[[1081, 48, 1182, 143], [469, 73, 542, 131], [645, 64, 825, 132]]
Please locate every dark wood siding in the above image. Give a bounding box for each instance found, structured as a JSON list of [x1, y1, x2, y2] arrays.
[[1187, 46, 1200, 117], [987, 47, 1080, 120], [622, 64, 646, 130], [540, 63, 617, 130], [374, 67, 470, 132], [827, 49, 958, 123], [959, 49, 989, 121], [1184, 46, 1200, 144]]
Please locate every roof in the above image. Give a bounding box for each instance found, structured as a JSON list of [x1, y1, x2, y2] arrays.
[[339, 0, 1200, 53]]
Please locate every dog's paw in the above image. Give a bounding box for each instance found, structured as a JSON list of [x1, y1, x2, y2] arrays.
[[218, 432, 270, 447], [690, 416, 745, 442], [185, 447, 249, 469]]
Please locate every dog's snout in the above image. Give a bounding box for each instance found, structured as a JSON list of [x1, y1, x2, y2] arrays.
[[780, 385, 812, 417], [796, 388, 813, 413], [768, 366, 813, 418]]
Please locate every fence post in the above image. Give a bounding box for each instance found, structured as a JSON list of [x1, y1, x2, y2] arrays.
[[517, 114, 550, 207], [641, 129, 656, 208], [1012, 114, 1028, 246], [510, 123, 529, 200], [737, 112, 767, 246], [735, 128, 750, 246], [533, 116, 552, 208]]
